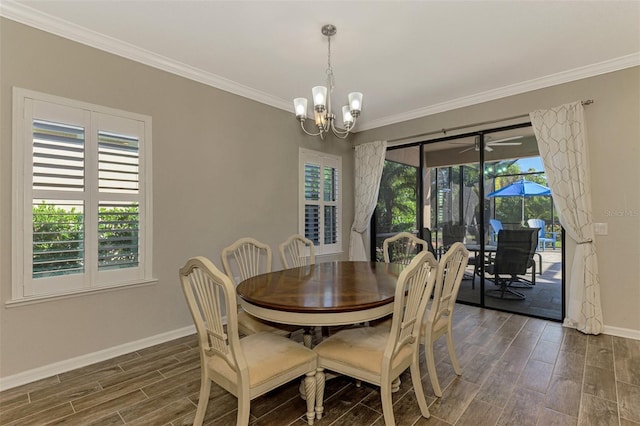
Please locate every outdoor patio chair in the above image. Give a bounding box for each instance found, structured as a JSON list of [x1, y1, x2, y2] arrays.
[[179, 256, 319, 426], [527, 218, 557, 250], [222, 237, 300, 338], [489, 219, 503, 244], [485, 229, 538, 300], [442, 222, 466, 251]]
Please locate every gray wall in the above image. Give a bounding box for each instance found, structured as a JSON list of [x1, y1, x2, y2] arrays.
[[354, 66, 640, 334], [0, 19, 353, 379]]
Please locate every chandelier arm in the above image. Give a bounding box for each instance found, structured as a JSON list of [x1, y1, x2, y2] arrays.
[[332, 130, 350, 139], [329, 120, 352, 139], [299, 121, 323, 137]]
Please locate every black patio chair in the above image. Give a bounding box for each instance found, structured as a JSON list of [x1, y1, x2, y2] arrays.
[[485, 228, 539, 300]]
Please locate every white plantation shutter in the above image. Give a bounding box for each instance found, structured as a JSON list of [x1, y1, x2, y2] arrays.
[[32, 120, 86, 281], [300, 149, 341, 255], [304, 163, 321, 245], [97, 126, 141, 277], [12, 89, 153, 301]]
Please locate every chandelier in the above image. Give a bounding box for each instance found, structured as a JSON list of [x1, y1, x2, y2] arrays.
[[293, 24, 363, 140]]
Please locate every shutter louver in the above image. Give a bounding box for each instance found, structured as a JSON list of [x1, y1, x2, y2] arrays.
[[32, 200, 85, 278], [98, 131, 139, 194], [305, 163, 320, 201], [304, 163, 321, 245], [98, 202, 140, 270], [324, 206, 337, 244], [305, 205, 320, 245], [32, 119, 86, 279], [33, 120, 84, 191], [98, 130, 140, 271]]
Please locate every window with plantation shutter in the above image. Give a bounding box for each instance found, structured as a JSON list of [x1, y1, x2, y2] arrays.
[[299, 148, 341, 255], [12, 88, 154, 302]]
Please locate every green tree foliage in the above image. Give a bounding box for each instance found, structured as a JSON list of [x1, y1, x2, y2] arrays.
[[374, 161, 418, 261], [376, 161, 418, 234], [33, 202, 84, 276], [32, 202, 139, 277], [98, 205, 139, 268]]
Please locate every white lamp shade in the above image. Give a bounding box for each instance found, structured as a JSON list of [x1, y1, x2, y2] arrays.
[[342, 105, 353, 127], [312, 86, 327, 108], [348, 92, 363, 113], [293, 98, 308, 119]]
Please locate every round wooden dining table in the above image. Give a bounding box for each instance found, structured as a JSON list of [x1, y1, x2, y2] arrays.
[[236, 261, 404, 327]]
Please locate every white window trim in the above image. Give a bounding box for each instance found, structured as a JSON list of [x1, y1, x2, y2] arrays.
[[11, 87, 154, 303], [299, 148, 342, 255]]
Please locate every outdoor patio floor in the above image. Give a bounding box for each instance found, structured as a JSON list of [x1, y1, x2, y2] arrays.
[[457, 249, 563, 321]]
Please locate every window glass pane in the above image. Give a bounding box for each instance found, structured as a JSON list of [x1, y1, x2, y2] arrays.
[[324, 205, 337, 244], [374, 158, 419, 260], [304, 163, 320, 201], [323, 166, 337, 202], [304, 205, 320, 245], [98, 131, 139, 194], [98, 202, 140, 270], [32, 200, 84, 278], [32, 119, 84, 191]]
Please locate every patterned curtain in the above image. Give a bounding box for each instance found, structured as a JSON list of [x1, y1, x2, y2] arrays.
[[349, 140, 387, 261], [530, 102, 603, 334]]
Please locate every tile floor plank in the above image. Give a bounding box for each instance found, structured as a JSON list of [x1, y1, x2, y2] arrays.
[[578, 393, 619, 426], [1, 304, 638, 426]]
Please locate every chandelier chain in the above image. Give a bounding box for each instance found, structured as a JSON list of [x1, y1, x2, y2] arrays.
[[326, 34, 334, 89]]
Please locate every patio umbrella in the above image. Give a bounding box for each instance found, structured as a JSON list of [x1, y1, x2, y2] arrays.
[[486, 178, 551, 224]]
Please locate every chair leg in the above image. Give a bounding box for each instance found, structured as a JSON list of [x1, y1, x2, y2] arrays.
[[425, 336, 442, 397], [193, 376, 211, 426], [410, 356, 431, 418], [532, 264, 536, 286], [237, 391, 251, 426], [315, 368, 325, 420], [446, 325, 462, 376], [391, 376, 401, 392], [380, 380, 396, 426], [304, 371, 316, 425]]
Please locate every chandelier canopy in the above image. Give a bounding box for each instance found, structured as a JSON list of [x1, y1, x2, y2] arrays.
[[293, 24, 363, 140]]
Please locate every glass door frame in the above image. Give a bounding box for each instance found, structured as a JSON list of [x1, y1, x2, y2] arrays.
[[370, 122, 566, 322]]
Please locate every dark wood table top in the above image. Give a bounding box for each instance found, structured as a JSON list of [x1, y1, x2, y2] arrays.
[[236, 261, 404, 314]]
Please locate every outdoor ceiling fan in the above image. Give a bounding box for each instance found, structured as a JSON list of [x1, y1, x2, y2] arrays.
[[459, 135, 523, 153]]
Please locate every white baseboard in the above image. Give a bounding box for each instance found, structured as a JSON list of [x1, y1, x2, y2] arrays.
[[0, 324, 196, 392], [603, 325, 640, 340]]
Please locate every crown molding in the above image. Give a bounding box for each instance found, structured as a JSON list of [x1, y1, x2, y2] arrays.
[[2, 1, 638, 132], [358, 52, 640, 131], [0, 1, 292, 112]]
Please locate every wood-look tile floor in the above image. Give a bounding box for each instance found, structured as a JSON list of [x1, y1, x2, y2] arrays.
[[1, 304, 639, 425]]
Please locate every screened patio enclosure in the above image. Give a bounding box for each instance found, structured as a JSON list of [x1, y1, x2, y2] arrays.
[[371, 124, 564, 321]]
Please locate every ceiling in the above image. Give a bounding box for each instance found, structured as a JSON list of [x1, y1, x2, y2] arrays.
[[3, 1, 639, 132]]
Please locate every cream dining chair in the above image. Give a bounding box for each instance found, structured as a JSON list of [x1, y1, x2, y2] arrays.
[[279, 234, 315, 268], [421, 242, 469, 397], [179, 256, 319, 425], [313, 251, 438, 426], [221, 237, 299, 337], [382, 231, 430, 265]]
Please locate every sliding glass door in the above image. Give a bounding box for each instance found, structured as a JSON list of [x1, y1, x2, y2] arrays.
[[372, 124, 564, 321]]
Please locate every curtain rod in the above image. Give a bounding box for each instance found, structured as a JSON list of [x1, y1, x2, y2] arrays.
[[385, 99, 594, 144]]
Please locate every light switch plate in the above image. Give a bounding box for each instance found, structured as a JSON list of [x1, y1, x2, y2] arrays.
[[594, 223, 608, 235]]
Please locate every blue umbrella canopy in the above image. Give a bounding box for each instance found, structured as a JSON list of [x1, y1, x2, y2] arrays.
[[486, 179, 551, 224], [486, 178, 551, 198]]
